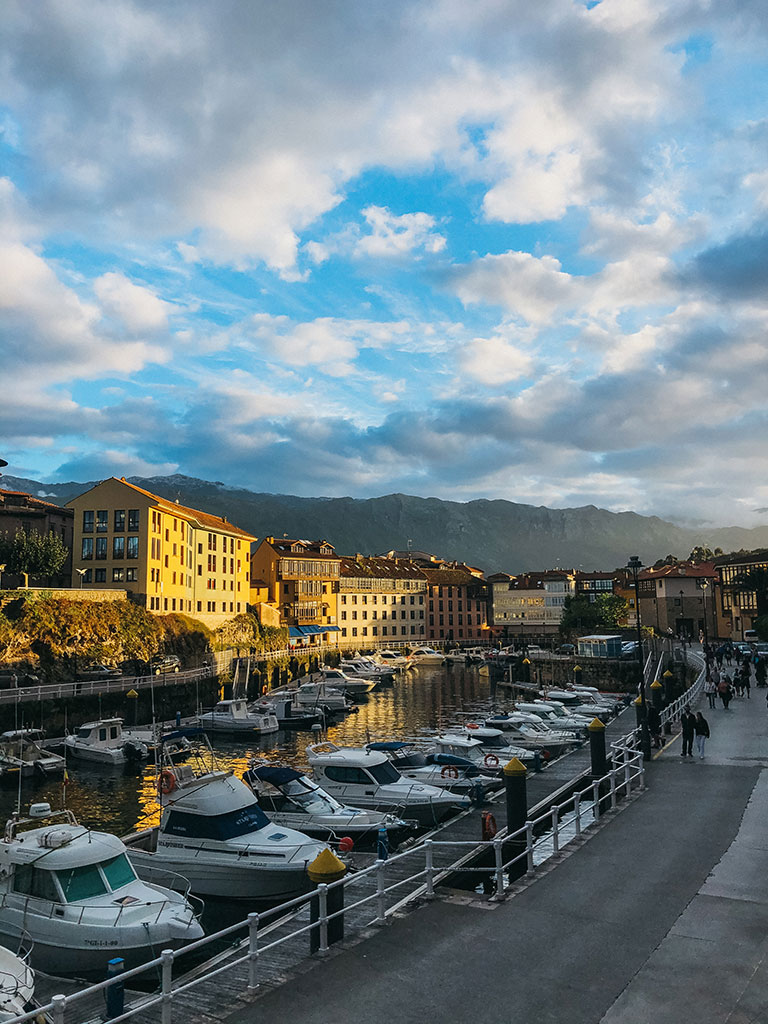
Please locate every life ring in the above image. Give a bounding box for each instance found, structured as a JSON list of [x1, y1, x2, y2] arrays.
[[466, 722, 479, 729], [441, 764, 460, 780], [484, 753, 500, 768], [158, 770, 177, 795], [481, 811, 498, 840]]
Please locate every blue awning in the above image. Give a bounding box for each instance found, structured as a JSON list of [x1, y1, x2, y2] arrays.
[[288, 627, 304, 638], [324, 626, 341, 633], [299, 625, 322, 635]]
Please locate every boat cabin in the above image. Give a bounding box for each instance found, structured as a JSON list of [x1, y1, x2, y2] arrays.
[[73, 719, 124, 749]]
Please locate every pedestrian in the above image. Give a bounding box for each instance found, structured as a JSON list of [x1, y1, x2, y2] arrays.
[[756, 659, 767, 689], [647, 705, 662, 748], [680, 706, 696, 756], [694, 712, 710, 759], [743, 667, 751, 699], [718, 677, 732, 710], [704, 675, 717, 709]]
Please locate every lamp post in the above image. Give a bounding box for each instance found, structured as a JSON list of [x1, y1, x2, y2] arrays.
[[75, 568, 87, 590], [627, 556, 651, 761], [696, 579, 709, 647], [0, 564, 5, 591]]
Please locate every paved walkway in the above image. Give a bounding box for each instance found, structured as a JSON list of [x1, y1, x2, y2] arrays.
[[227, 677, 768, 1024]]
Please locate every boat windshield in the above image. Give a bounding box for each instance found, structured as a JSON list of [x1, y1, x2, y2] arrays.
[[282, 779, 339, 814], [101, 853, 136, 891], [480, 734, 506, 749], [391, 751, 427, 768], [57, 864, 108, 901], [365, 761, 401, 785], [165, 804, 270, 841]]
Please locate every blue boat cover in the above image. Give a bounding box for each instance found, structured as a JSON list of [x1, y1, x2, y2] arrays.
[[366, 741, 409, 751], [247, 764, 305, 786], [160, 727, 206, 743], [425, 753, 476, 769]]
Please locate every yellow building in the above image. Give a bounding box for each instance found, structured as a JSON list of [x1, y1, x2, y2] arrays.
[[337, 555, 428, 648], [67, 478, 256, 627], [250, 537, 340, 645]]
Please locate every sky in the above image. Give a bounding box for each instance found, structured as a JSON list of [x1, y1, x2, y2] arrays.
[[2, 0, 768, 528]]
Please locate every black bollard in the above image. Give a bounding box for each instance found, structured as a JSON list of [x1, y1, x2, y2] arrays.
[[588, 718, 609, 815], [308, 850, 347, 954], [104, 958, 125, 1020], [504, 757, 528, 883]]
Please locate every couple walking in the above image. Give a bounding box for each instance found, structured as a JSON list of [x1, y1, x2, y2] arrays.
[[681, 707, 710, 759]]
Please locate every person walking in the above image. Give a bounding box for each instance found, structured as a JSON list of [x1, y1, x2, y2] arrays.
[[680, 706, 696, 756], [704, 675, 717, 709], [719, 677, 733, 710], [694, 712, 710, 759]]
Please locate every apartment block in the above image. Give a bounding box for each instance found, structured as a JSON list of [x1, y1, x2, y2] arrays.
[[487, 570, 574, 637], [422, 563, 487, 643], [0, 489, 74, 587], [337, 555, 427, 647], [67, 478, 255, 627]]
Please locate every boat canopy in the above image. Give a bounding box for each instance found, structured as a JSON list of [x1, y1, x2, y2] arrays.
[[425, 753, 476, 769], [160, 728, 206, 744], [247, 765, 305, 787], [366, 741, 410, 752]]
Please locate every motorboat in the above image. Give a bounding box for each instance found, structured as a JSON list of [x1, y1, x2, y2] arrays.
[[371, 650, 413, 671], [306, 668, 377, 697], [542, 690, 612, 721], [341, 657, 396, 683], [470, 718, 575, 758], [571, 686, 624, 713], [249, 697, 325, 730], [442, 650, 470, 665], [121, 726, 193, 763], [289, 681, 356, 713], [243, 762, 416, 850], [433, 732, 538, 772], [365, 741, 499, 798], [306, 742, 469, 827], [512, 703, 591, 735], [0, 730, 66, 778], [64, 718, 148, 765], [407, 647, 445, 666], [0, 946, 35, 1021], [124, 735, 328, 901], [0, 802, 203, 974], [197, 699, 279, 736]]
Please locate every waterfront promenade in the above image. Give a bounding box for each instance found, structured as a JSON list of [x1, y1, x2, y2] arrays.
[[230, 676, 768, 1024]]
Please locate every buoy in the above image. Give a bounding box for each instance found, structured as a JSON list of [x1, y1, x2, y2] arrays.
[[307, 847, 347, 884], [338, 836, 354, 853]]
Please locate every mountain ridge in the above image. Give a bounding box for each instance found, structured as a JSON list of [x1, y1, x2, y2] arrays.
[[4, 473, 768, 573]]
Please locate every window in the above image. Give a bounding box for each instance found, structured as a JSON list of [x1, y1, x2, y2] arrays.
[[113, 536, 125, 559], [83, 569, 92, 584], [81, 537, 93, 560], [96, 510, 108, 533], [112, 568, 125, 582], [101, 854, 136, 891], [126, 568, 137, 582], [82, 510, 94, 533], [114, 510, 125, 532], [324, 765, 371, 785], [57, 864, 107, 902], [13, 865, 60, 902], [127, 536, 139, 559], [95, 537, 107, 559], [366, 761, 400, 784]]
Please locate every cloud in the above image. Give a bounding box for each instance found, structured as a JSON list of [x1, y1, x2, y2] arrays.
[[356, 206, 446, 258], [459, 334, 536, 385], [94, 272, 173, 332]]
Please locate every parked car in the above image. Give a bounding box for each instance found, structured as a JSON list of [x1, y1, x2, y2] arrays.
[[78, 663, 122, 679], [152, 655, 181, 674], [556, 644, 575, 655]]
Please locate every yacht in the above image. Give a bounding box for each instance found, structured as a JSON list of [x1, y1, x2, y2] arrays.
[[197, 699, 279, 736], [341, 658, 396, 683], [408, 647, 445, 666], [513, 702, 592, 734], [124, 739, 328, 901], [0, 947, 35, 1021], [0, 803, 203, 974], [288, 681, 356, 713], [468, 719, 574, 758], [542, 690, 612, 721], [64, 719, 148, 765], [306, 742, 469, 827], [306, 668, 377, 697], [365, 741, 499, 798], [243, 762, 416, 850], [433, 732, 537, 772], [371, 650, 413, 671], [0, 730, 66, 778]]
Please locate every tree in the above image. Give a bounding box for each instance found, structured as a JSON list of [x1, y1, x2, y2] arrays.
[[559, 596, 601, 636], [688, 545, 723, 562], [594, 593, 628, 628], [754, 615, 768, 642], [0, 528, 68, 581]]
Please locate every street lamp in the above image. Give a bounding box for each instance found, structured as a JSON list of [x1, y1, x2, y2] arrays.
[[627, 555, 651, 761], [696, 578, 709, 647], [75, 568, 87, 589], [0, 564, 5, 591]]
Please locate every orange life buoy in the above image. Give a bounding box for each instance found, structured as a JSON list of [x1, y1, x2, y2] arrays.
[[158, 770, 177, 795], [481, 811, 498, 840], [466, 722, 479, 729], [441, 764, 460, 780], [484, 753, 500, 768]]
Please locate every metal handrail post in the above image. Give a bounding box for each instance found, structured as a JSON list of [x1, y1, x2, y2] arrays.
[[638, 751, 646, 791], [610, 768, 617, 811], [318, 884, 329, 953], [574, 793, 581, 836], [493, 836, 504, 896], [525, 822, 535, 874], [424, 840, 435, 898], [247, 912, 259, 992], [375, 860, 387, 924], [51, 995, 66, 1024], [550, 806, 559, 855], [160, 948, 174, 1024], [624, 748, 631, 794], [592, 780, 600, 821]]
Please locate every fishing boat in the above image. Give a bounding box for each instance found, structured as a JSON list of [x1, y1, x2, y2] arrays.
[[0, 946, 35, 1021], [0, 802, 203, 974], [121, 726, 193, 763], [0, 730, 66, 778], [197, 699, 279, 736], [243, 762, 416, 849], [64, 719, 148, 765], [124, 734, 328, 901], [306, 742, 469, 826]]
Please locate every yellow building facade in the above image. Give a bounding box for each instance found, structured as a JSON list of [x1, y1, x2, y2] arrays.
[[67, 478, 255, 628]]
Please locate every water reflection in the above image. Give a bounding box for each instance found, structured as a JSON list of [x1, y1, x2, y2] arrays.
[[0, 665, 501, 836]]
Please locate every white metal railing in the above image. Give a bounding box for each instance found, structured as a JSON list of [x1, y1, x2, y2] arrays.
[[7, 744, 646, 1024], [0, 667, 214, 707]]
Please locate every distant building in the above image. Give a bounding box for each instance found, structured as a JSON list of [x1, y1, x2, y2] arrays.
[[488, 570, 575, 637], [250, 537, 340, 646], [636, 562, 717, 639], [574, 571, 619, 603], [421, 563, 487, 644], [67, 477, 255, 627], [713, 550, 768, 640], [0, 489, 74, 587], [337, 555, 427, 647], [577, 634, 623, 659]]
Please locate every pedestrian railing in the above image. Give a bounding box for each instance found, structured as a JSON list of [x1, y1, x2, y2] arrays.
[[5, 741, 646, 1024], [0, 667, 215, 707]]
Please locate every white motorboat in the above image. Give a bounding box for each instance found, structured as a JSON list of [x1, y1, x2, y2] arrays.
[[365, 742, 499, 798], [433, 732, 537, 772], [514, 702, 592, 734], [197, 699, 279, 736], [469, 718, 575, 758], [121, 726, 193, 763], [0, 730, 66, 778], [341, 658, 396, 682], [0, 802, 203, 975], [243, 762, 417, 850], [249, 697, 324, 730], [124, 737, 328, 901], [542, 690, 612, 721], [0, 946, 35, 1021], [64, 718, 148, 765], [290, 681, 355, 713], [306, 742, 469, 826], [306, 668, 377, 697], [442, 650, 470, 665], [371, 650, 413, 671], [407, 646, 445, 666]]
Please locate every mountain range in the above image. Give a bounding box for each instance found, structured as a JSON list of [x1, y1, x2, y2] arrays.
[[5, 473, 768, 574]]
